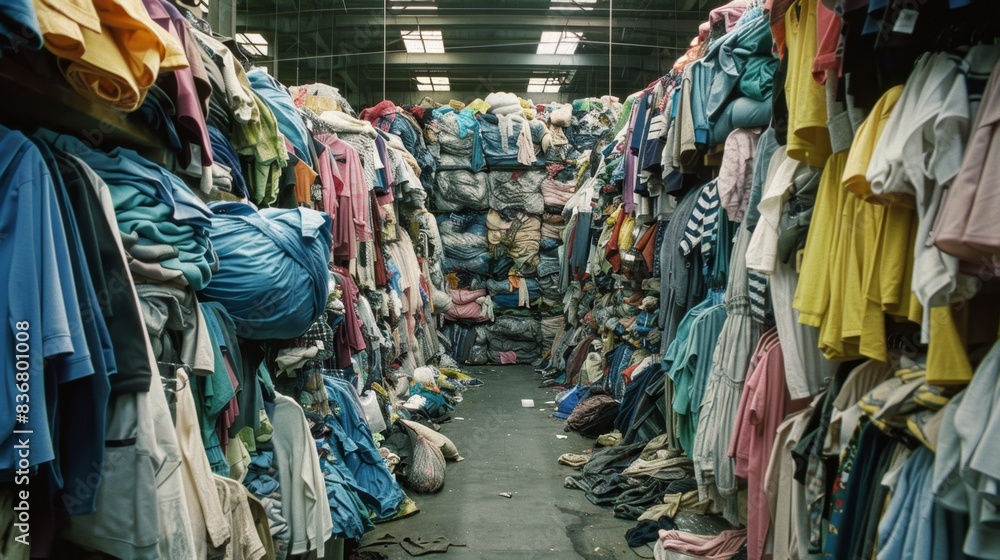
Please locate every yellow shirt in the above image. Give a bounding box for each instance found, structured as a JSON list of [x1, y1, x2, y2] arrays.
[[795, 151, 849, 327], [842, 86, 905, 201], [784, 0, 831, 167], [34, 0, 186, 111]]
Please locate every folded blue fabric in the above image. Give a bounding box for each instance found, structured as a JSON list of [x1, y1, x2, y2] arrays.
[[36, 130, 215, 289]]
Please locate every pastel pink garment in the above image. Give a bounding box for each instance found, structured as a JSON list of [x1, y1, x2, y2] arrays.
[[729, 329, 810, 560], [718, 128, 762, 222], [932, 61, 1000, 268], [655, 529, 748, 560], [709, 0, 751, 34], [812, 0, 842, 82], [498, 351, 517, 365]]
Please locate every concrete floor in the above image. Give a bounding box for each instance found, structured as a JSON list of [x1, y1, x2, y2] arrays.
[[361, 365, 639, 560]]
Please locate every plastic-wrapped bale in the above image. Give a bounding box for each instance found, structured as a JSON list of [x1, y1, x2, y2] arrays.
[[433, 169, 489, 212], [487, 209, 542, 273], [537, 274, 562, 310], [537, 237, 562, 279], [436, 152, 474, 171], [436, 212, 490, 276], [540, 163, 578, 212], [442, 288, 492, 323], [486, 315, 542, 364], [479, 113, 550, 168], [541, 212, 567, 241], [488, 169, 545, 215], [200, 203, 332, 339], [486, 276, 541, 310], [540, 315, 563, 353], [464, 324, 491, 365], [436, 109, 478, 157]]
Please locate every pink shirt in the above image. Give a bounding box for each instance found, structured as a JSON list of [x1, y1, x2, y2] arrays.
[[730, 329, 810, 560], [812, 0, 842, 83]]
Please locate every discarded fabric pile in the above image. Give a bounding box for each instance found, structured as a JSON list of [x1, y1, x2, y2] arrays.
[[422, 93, 622, 366]]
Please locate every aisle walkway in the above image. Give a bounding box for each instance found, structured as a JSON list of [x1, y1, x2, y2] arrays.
[[361, 365, 634, 560]]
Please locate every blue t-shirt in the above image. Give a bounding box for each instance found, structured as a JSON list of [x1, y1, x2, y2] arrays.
[[0, 126, 94, 477], [0, 0, 42, 53]]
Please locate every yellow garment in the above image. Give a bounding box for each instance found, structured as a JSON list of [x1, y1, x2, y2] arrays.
[[448, 99, 466, 111], [795, 152, 849, 327], [618, 214, 637, 251], [784, 0, 831, 167], [842, 86, 904, 201], [34, 0, 186, 111], [925, 305, 973, 385], [466, 98, 491, 115]]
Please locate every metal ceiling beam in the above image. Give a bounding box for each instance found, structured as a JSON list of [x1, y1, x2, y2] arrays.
[[237, 13, 702, 33], [363, 52, 659, 71]]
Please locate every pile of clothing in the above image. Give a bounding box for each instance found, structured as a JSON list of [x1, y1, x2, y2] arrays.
[[416, 94, 619, 365]]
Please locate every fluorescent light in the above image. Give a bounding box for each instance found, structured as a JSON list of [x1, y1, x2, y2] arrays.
[[401, 30, 445, 53], [537, 31, 581, 55], [527, 77, 562, 93], [236, 32, 268, 57], [392, 0, 438, 9], [550, 0, 597, 10], [415, 76, 450, 91]]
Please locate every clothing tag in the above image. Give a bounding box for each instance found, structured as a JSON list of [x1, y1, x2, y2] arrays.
[[796, 249, 805, 274], [893, 9, 919, 34]]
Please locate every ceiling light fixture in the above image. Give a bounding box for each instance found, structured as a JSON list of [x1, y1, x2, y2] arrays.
[[235, 32, 269, 57], [537, 31, 582, 55], [415, 76, 450, 91], [401, 30, 445, 53]]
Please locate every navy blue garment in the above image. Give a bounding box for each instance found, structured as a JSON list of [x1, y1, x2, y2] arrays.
[[0, 0, 41, 53], [34, 141, 113, 516], [323, 374, 405, 520], [0, 126, 93, 479], [614, 362, 662, 434], [56, 152, 152, 395], [207, 125, 249, 199], [246, 69, 314, 168], [200, 203, 332, 340], [554, 386, 590, 419], [35, 129, 216, 290]]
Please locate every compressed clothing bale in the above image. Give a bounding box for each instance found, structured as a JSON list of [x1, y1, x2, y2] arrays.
[[489, 315, 542, 341], [484, 92, 521, 115], [434, 169, 489, 211], [199, 202, 332, 340], [480, 113, 543, 167], [442, 289, 491, 322], [486, 277, 541, 309], [488, 169, 546, 214], [437, 212, 490, 275], [540, 163, 578, 210], [435, 152, 474, 171], [487, 209, 542, 267]]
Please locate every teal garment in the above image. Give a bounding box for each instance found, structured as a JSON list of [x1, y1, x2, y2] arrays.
[[35, 130, 215, 290], [192, 310, 236, 473], [667, 302, 727, 454]]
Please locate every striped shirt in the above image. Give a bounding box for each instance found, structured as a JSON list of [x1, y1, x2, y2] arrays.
[[679, 179, 721, 261]]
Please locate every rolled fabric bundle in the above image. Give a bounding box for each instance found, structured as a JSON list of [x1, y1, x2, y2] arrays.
[[200, 202, 332, 339]]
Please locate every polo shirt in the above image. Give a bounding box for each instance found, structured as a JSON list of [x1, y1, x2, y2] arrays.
[[0, 126, 90, 477]]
